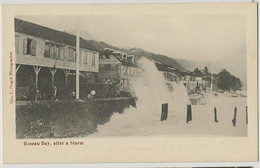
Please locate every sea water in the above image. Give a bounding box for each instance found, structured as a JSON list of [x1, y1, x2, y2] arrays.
[[90, 58, 247, 137]]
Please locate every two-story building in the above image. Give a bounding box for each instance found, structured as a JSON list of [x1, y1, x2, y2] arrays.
[[15, 19, 99, 100], [98, 48, 143, 97]]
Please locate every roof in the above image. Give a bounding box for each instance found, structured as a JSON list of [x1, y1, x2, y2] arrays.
[[155, 62, 179, 74], [102, 48, 137, 67], [179, 71, 192, 76], [15, 18, 98, 52]]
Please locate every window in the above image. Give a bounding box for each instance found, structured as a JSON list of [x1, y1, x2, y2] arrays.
[[105, 54, 110, 59], [88, 52, 92, 64], [45, 42, 61, 59], [92, 53, 96, 65], [84, 51, 88, 64], [54, 45, 60, 59], [49, 44, 54, 58], [23, 38, 36, 56], [59, 46, 65, 60], [44, 42, 50, 58]]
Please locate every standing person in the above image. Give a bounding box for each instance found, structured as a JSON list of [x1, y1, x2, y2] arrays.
[[87, 92, 93, 99], [52, 85, 57, 100], [36, 90, 41, 100], [91, 90, 96, 98], [105, 78, 113, 97], [115, 79, 121, 97], [71, 91, 76, 99]]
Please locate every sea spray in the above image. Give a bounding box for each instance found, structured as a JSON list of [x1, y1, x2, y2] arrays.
[[171, 81, 191, 121], [91, 58, 190, 136]]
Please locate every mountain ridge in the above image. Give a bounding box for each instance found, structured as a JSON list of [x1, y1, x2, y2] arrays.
[[84, 39, 185, 71]]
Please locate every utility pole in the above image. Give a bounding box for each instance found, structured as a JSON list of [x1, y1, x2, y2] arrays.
[[210, 63, 213, 93], [76, 24, 80, 99]]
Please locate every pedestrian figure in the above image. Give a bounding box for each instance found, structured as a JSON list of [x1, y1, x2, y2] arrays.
[[214, 107, 218, 122], [71, 91, 76, 99], [232, 106, 237, 126], [36, 90, 41, 100], [52, 85, 57, 100], [87, 90, 96, 99], [105, 78, 113, 97], [114, 79, 121, 97], [87, 93, 93, 99]]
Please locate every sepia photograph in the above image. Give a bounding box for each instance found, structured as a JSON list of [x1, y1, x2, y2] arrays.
[[14, 14, 248, 138], [2, 3, 258, 163]]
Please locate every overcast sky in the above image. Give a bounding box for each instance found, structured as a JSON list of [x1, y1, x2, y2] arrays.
[[16, 15, 246, 81]]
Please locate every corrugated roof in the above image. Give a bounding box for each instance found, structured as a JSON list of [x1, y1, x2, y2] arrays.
[[155, 62, 179, 74], [15, 18, 97, 52], [101, 48, 137, 67], [179, 71, 192, 76]]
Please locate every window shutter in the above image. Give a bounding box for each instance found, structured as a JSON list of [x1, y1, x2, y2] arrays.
[[23, 39, 27, 54], [88, 52, 91, 65], [50, 45, 54, 58], [92, 53, 95, 65], [53, 45, 56, 58], [31, 40, 36, 56], [84, 51, 87, 64], [56, 45, 59, 59], [60, 47, 64, 60]]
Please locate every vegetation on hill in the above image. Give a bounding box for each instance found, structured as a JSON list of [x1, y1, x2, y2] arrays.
[[217, 69, 243, 92], [85, 40, 185, 71]]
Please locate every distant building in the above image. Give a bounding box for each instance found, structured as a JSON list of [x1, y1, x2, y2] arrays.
[[154, 61, 178, 82], [15, 19, 99, 100], [178, 71, 207, 94], [98, 48, 143, 97]]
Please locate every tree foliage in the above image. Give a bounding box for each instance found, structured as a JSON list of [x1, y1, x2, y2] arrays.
[[192, 68, 203, 77], [217, 69, 242, 92], [202, 67, 210, 76]]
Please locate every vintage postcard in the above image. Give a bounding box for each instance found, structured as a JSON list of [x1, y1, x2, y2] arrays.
[[2, 3, 258, 163], [187, 167, 253, 168]]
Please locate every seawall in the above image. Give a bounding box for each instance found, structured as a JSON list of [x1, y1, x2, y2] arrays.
[[16, 97, 136, 139]]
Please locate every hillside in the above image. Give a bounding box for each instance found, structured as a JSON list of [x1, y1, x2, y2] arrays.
[[85, 40, 185, 71], [175, 58, 212, 72]]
